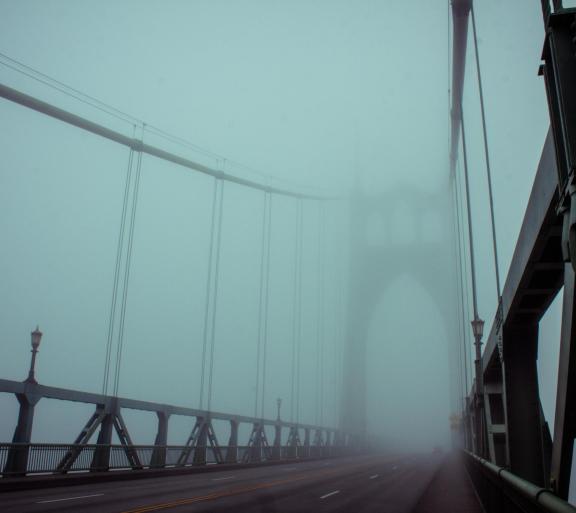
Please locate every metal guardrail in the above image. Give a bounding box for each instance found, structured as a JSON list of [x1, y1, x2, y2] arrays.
[[464, 451, 576, 513], [0, 443, 346, 477]]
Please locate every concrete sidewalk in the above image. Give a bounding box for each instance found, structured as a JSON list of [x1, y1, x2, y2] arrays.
[[412, 452, 484, 513]]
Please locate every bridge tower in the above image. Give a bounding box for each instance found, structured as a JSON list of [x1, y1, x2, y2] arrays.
[[340, 185, 461, 443]]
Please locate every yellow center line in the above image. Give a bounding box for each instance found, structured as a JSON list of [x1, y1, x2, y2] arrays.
[[120, 459, 384, 513]]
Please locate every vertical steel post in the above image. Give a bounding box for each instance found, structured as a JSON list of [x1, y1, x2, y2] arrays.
[[91, 406, 114, 472], [273, 424, 282, 460], [3, 392, 39, 476], [150, 411, 169, 468], [193, 417, 208, 465], [226, 419, 238, 463], [502, 324, 546, 486], [550, 264, 576, 497], [304, 428, 310, 458], [473, 330, 486, 457]]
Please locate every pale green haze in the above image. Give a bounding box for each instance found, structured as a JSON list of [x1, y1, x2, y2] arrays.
[[0, 0, 557, 461]]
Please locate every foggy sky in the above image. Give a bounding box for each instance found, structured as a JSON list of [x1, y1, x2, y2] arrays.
[[0, 0, 556, 454]]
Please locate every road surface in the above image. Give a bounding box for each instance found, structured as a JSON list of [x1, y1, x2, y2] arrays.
[[0, 452, 474, 513]]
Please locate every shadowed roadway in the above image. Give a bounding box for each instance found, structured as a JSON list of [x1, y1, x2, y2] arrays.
[[0, 452, 481, 513]]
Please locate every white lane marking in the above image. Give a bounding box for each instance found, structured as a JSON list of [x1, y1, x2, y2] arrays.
[[323, 462, 333, 466], [211, 475, 235, 481], [36, 493, 104, 504], [369, 474, 379, 479], [320, 490, 340, 500]]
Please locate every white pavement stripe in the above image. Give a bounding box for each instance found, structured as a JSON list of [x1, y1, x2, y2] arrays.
[[369, 474, 379, 479], [212, 476, 235, 481], [320, 490, 340, 500], [36, 493, 104, 504]]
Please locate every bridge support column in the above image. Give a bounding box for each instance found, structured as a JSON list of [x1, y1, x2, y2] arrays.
[[303, 428, 310, 458], [287, 426, 299, 458], [150, 411, 169, 468], [226, 420, 238, 463], [551, 264, 576, 497], [502, 323, 546, 486], [273, 424, 282, 460], [325, 430, 332, 457], [193, 417, 208, 465], [91, 407, 114, 472], [483, 381, 507, 467], [3, 391, 40, 476]]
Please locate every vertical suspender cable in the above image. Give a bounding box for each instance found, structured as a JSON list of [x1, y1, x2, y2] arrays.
[[290, 202, 299, 422], [254, 192, 272, 419], [295, 202, 304, 424], [112, 132, 144, 397], [207, 180, 225, 412], [199, 177, 219, 410], [103, 142, 135, 395], [260, 193, 272, 419], [461, 110, 480, 320], [254, 193, 267, 417], [316, 202, 326, 426], [458, 156, 475, 386], [290, 200, 303, 423], [452, 184, 464, 406], [471, 2, 501, 298], [454, 162, 470, 404]]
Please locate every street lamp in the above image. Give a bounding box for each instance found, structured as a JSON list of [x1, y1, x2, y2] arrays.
[[471, 318, 484, 340], [276, 398, 282, 422], [470, 316, 485, 456], [470, 316, 484, 394], [26, 326, 43, 384]]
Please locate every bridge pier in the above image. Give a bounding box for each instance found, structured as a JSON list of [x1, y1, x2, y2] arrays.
[[193, 417, 208, 465], [550, 264, 576, 497], [91, 406, 114, 472], [226, 419, 238, 463], [3, 391, 40, 476], [273, 424, 282, 460], [502, 324, 547, 486], [150, 411, 169, 468], [303, 427, 310, 458], [287, 426, 299, 458]]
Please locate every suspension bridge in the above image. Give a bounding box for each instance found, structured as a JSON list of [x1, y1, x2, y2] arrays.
[[1, 1, 576, 512]]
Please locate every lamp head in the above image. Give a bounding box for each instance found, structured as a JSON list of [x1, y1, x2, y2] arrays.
[[31, 326, 43, 350], [471, 318, 484, 339]]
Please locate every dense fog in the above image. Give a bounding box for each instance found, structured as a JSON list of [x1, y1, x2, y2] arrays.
[[0, 0, 556, 455]]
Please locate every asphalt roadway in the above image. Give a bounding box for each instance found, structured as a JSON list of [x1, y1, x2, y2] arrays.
[[0, 453, 474, 513]]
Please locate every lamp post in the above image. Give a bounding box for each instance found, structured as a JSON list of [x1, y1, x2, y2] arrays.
[[471, 317, 484, 393], [25, 326, 43, 384], [276, 398, 282, 422], [471, 317, 485, 456]]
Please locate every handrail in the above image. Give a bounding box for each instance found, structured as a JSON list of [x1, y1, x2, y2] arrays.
[[465, 451, 576, 513], [0, 443, 348, 476]]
